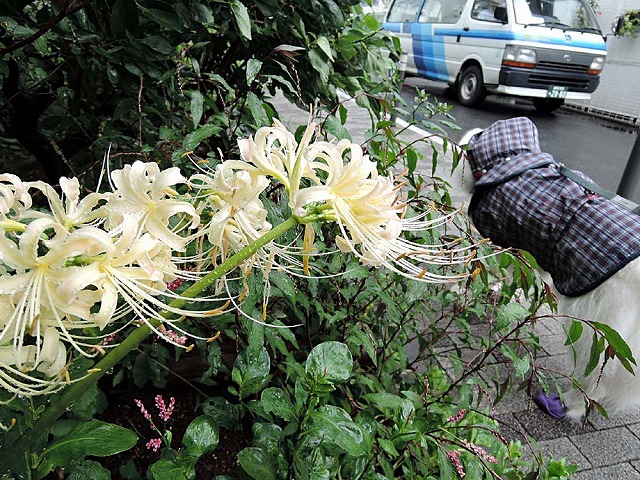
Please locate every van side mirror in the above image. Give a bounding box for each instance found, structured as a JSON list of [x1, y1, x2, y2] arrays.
[[613, 15, 624, 36], [494, 6, 508, 23]]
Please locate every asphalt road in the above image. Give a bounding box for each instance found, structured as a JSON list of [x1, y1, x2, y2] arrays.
[[400, 77, 640, 203]]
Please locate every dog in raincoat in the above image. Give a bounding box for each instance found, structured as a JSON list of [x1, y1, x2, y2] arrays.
[[461, 117, 640, 420]]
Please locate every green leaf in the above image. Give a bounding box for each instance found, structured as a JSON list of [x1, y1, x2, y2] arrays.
[[237, 447, 277, 480], [139, 35, 172, 54], [406, 148, 418, 174], [67, 459, 111, 480], [183, 415, 219, 456], [565, 320, 584, 346], [378, 438, 399, 457], [324, 115, 350, 141], [305, 341, 353, 384], [136, 4, 183, 30], [232, 346, 271, 398], [184, 124, 222, 150], [315, 36, 334, 61], [252, 423, 284, 456], [42, 420, 137, 469], [246, 91, 269, 127], [190, 91, 204, 128], [592, 321, 636, 365], [70, 383, 107, 420], [309, 405, 367, 456], [110, 0, 138, 38], [261, 387, 296, 421], [495, 302, 530, 331], [269, 270, 295, 300], [501, 344, 531, 378], [231, 0, 252, 40], [149, 459, 190, 480], [246, 58, 262, 85], [308, 48, 330, 83], [585, 332, 605, 377]]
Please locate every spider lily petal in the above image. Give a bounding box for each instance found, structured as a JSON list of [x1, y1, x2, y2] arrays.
[[107, 161, 200, 251], [0, 174, 32, 220]]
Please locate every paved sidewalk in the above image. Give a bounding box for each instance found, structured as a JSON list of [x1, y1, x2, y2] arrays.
[[269, 89, 640, 479]]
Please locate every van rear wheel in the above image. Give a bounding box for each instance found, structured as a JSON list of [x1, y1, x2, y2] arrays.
[[457, 66, 485, 107], [533, 98, 564, 113]]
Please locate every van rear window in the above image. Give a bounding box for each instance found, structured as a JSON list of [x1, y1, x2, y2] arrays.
[[386, 0, 422, 22]]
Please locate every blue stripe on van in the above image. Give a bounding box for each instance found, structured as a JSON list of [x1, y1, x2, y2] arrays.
[[413, 24, 450, 81], [434, 28, 607, 51]]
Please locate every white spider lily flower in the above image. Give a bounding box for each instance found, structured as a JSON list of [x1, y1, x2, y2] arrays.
[[0, 217, 79, 360], [0, 327, 68, 396], [26, 177, 106, 228], [107, 161, 200, 251], [292, 139, 473, 282], [238, 119, 319, 203], [53, 226, 179, 329], [190, 163, 271, 255], [0, 173, 32, 220]]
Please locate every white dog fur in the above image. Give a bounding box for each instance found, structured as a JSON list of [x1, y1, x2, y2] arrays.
[[459, 127, 640, 420]]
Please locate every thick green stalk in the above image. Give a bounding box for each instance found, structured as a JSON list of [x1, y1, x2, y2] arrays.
[[0, 215, 299, 472]]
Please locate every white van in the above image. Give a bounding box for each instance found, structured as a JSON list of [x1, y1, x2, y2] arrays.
[[383, 0, 607, 112]]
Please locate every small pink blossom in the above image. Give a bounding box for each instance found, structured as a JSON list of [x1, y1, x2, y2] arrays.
[[163, 329, 188, 346], [447, 408, 467, 423], [462, 439, 498, 464], [155, 395, 176, 422], [146, 438, 162, 452], [134, 399, 157, 430], [447, 450, 466, 478], [167, 278, 184, 291]]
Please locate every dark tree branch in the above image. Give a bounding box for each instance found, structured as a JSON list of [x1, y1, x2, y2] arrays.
[[0, 0, 95, 56]]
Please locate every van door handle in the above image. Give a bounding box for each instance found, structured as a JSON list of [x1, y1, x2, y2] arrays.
[[463, 27, 469, 31]]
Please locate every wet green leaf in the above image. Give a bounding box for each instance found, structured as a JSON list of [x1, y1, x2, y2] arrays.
[[238, 447, 277, 480], [309, 405, 366, 456], [305, 342, 352, 384], [261, 387, 296, 421], [183, 415, 218, 455], [231, 0, 252, 40]]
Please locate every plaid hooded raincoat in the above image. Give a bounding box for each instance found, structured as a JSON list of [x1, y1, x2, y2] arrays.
[[467, 117, 640, 297]]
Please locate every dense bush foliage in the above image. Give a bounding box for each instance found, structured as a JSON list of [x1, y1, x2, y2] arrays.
[[1, 0, 395, 185], [0, 1, 594, 479]]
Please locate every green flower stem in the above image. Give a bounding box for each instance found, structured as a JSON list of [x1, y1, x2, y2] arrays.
[[0, 215, 300, 472]]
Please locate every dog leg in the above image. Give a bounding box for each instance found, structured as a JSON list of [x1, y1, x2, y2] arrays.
[[558, 258, 640, 420]]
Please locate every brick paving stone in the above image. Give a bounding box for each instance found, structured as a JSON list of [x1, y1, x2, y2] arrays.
[[569, 462, 640, 479], [626, 422, 640, 441], [487, 389, 532, 415], [537, 332, 569, 357], [570, 427, 640, 467], [589, 410, 640, 430], [492, 413, 530, 444], [522, 437, 591, 471], [516, 408, 592, 441]]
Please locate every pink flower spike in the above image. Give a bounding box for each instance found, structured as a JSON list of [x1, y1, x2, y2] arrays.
[[447, 450, 466, 478], [447, 408, 467, 423], [146, 438, 162, 452], [155, 395, 176, 421], [134, 399, 157, 430]]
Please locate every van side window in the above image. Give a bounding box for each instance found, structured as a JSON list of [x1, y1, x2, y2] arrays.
[[471, 0, 507, 22], [386, 0, 422, 23], [418, 0, 465, 24]]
